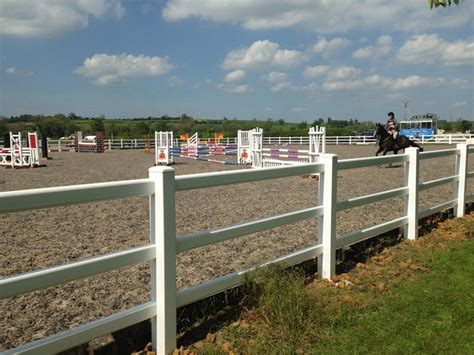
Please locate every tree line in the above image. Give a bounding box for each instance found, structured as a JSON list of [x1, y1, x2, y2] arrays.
[[0, 113, 471, 140]]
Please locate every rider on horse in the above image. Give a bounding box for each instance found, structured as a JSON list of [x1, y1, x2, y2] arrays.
[[386, 112, 398, 149]]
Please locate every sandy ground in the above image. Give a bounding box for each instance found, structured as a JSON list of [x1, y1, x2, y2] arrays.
[[1, 144, 473, 351]]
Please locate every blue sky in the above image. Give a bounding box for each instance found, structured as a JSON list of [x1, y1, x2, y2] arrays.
[[0, 0, 473, 122]]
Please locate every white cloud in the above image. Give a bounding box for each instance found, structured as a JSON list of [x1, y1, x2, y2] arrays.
[[303, 65, 329, 78], [391, 75, 431, 90], [263, 71, 291, 92], [265, 107, 272, 111], [322, 72, 469, 92], [168, 76, 184, 87], [265, 71, 288, 83], [217, 84, 250, 94], [291, 107, 306, 112], [352, 47, 373, 60], [224, 69, 246, 82], [326, 66, 361, 81], [271, 82, 291, 92], [162, 1, 470, 33], [311, 37, 351, 58], [453, 101, 467, 107], [74, 53, 175, 86], [377, 35, 392, 47], [397, 34, 474, 66], [223, 40, 308, 70], [437, 78, 470, 89], [323, 80, 364, 91], [365, 74, 390, 86], [300, 82, 319, 93], [352, 35, 392, 60], [5, 66, 33, 76], [0, 0, 125, 37]]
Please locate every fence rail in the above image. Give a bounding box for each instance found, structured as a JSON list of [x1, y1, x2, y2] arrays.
[[35, 133, 474, 152], [1, 144, 473, 354]]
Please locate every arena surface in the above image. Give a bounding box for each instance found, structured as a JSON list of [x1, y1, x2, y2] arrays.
[[1, 144, 473, 350]]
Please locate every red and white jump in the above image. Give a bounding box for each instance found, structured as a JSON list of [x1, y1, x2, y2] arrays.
[[0, 132, 40, 168]]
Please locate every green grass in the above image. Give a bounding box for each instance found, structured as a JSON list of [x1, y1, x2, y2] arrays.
[[195, 215, 474, 355], [318, 239, 474, 354]]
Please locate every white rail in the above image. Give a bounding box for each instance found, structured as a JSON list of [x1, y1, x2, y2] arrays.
[[1, 144, 473, 354], [43, 133, 474, 151]]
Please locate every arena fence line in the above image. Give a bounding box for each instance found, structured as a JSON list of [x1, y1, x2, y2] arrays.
[[41, 133, 474, 152], [1, 144, 473, 354]]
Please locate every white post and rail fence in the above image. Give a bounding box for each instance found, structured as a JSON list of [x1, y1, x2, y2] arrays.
[[38, 133, 474, 152], [1, 145, 473, 354]]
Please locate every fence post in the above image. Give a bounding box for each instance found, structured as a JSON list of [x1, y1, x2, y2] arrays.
[[404, 148, 419, 240], [318, 154, 338, 279], [149, 166, 177, 354], [454, 143, 468, 217]]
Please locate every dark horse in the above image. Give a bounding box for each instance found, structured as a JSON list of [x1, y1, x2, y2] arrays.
[[374, 123, 423, 156]]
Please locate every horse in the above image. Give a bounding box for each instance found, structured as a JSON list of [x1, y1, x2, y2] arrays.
[[373, 123, 423, 156]]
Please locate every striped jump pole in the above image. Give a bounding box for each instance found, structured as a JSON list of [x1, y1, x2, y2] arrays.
[[172, 154, 239, 165]]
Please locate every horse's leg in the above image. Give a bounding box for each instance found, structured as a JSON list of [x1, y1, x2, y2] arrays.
[[411, 141, 424, 152], [375, 146, 383, 156]]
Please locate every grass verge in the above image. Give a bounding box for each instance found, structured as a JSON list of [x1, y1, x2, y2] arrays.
[[180, 213, 474, 354]]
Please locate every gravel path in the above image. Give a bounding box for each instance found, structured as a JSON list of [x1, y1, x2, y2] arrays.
[[1, 144, 472, 350]]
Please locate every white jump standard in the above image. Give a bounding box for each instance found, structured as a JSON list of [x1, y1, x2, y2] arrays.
[[155, 131, 174, 165], [153, 127, 326, 168], [250, 126, 326, 168], [0, 132, 40, 168]]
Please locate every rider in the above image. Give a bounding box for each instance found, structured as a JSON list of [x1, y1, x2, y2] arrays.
[[386, 112, 398, 141]]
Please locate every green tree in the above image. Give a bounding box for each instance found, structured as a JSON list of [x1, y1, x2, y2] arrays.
[[135, 121, 150, 136], [313, 118, 324, 126], [93, 118, 105, 132], [67, 112, 79, 120], [298, 121, 308, 129], [152, 121, 169, 132], [452, 118, 472, 133], [36, 116, 67, 138], [263, 118, 273, 132], [428, 0, 462, 8], [177, 113, 195, 133], [0, 119, 8, 138]]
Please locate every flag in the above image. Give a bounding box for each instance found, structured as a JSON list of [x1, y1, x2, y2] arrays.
[[215, 132, 224, 140], [180, 133, 189, 140]]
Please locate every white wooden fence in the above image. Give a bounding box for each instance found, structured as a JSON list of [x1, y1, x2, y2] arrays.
[[1, 144, 473, 354], [41, 133, 473, 152]]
